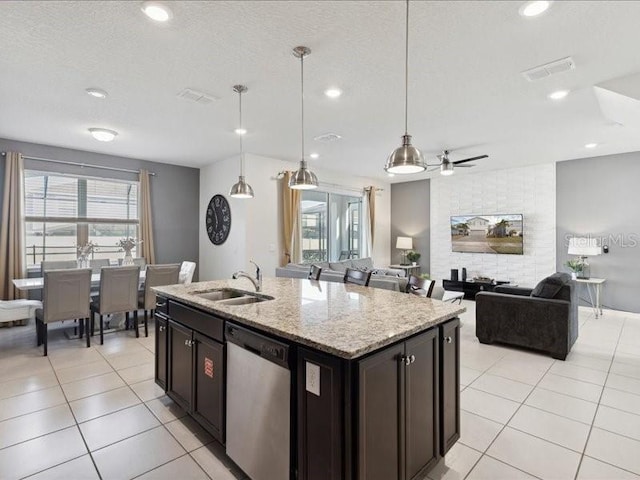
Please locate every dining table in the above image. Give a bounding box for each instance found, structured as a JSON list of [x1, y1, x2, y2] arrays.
[[12, 270, 147, 291]]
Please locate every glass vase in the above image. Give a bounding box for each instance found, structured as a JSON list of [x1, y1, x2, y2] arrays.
[[122, 250, 134, 266]]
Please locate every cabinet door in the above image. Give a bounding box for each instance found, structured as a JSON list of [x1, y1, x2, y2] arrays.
[[405, 329, 440, 480], [193, 333, 224, 443], [358, 343, 404, 480], [168, 320, 193, 411], [155, 314, 168, 390], [440, 318, 460, 455]]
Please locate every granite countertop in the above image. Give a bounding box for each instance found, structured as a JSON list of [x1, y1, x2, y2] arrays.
[[153, 277, 465, 359]]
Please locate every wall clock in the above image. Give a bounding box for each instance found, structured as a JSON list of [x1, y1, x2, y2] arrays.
[[206, 194, 231, 245]]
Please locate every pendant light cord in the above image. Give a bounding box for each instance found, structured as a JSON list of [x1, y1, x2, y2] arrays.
[[404, 0, 409, 135], [300, 53, 305, 164], [238, 89, 245, 177]]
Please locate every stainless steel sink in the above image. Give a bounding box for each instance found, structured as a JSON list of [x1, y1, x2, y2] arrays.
[[216, 296, 270, 306], [192, 289, 247, 301]]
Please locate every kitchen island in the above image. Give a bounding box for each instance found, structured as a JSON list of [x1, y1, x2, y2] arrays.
[[153, 277, 465, 480]]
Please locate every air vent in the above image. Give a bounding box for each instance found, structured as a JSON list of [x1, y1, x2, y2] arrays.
[[177, 88, 219, 104], [314, 133, 342, 142], [521, 56, 575, 82]]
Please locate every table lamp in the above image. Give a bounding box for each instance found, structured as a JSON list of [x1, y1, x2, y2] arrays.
[[396, 236, 413, 265], [568, 237, 601, 279]]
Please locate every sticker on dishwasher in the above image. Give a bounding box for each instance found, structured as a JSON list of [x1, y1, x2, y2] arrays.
[[306, 362, 320, 396], [204, 357, 214, 378]]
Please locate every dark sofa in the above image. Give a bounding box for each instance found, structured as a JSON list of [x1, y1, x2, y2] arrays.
[[475, 273, 578, 360]]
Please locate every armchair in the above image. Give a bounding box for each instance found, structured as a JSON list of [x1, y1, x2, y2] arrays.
[[475, 273, 578, 360]]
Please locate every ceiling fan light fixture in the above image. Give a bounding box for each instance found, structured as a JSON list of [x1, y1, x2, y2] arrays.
[[289, 46, 318, 190], [229, 84, 254, 199], [440, 160, 455, 176]]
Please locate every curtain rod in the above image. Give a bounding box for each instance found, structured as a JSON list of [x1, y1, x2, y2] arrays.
[[272, 171, 384, 193], [1, 152, 156, 176]]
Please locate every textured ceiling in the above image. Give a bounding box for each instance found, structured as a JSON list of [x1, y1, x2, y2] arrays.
[[1, 1, 640, 182]]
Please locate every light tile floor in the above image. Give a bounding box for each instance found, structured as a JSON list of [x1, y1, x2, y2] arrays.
[[1, 303, 640, 479]]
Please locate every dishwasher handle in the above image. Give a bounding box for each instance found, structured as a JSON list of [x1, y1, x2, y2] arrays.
[[226, 322, 289, 369]]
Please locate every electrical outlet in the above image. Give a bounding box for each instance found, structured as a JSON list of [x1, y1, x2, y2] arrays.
[[306, 362, 320, 396]]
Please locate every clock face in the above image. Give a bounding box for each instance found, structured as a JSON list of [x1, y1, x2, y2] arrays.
[[206, 194, 231, 245]]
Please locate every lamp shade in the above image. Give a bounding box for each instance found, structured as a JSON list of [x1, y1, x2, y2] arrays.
[[568, 237, 601, 256], [396, 236, 413, 250]]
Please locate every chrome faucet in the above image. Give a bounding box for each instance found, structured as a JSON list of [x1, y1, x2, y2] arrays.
[[232, 260, 262, 292]]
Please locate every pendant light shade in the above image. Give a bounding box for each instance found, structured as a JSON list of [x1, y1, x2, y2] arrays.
[[384, 0, 426, 175], [229, 85, 254, 199], [289, 46, 318, 190]]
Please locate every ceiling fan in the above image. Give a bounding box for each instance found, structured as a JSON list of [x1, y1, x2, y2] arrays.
[[428, 150, 489, 176]]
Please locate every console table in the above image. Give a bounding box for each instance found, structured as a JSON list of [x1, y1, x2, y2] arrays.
[[388, 264, 421, 276], [442, 279, 511, 300], [576, 277, 606, 318]]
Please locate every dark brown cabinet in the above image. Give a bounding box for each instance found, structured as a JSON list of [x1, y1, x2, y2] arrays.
[[193, 332, 224, 441], [358, 329, 439, 480], [440, 318, 460, 455], [168, 320, 194, 411], [155, 313, 168, 390]]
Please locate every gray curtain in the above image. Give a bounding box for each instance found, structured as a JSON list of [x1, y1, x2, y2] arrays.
[[139, 169, 156, 264], [0, 152, 25, 300]]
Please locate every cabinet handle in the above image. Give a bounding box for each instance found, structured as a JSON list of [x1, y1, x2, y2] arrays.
[[444, 336, 453, 344], [409, 354, 416, 364], [184, 339, 194, 347], [401, 355, 411, 366], [159, 325, 165, 332], [156, 302, 167, 308]]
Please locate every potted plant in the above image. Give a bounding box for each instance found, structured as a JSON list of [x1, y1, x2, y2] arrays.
[[117, 237, 142, 265], [406, 251, 421, 266], [565, 259, 583, 280]]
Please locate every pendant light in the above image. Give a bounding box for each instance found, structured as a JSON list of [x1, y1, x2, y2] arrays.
[[384, 0, 426, 175], [229, 85, 254, 199], [289, 46, 319, 190]]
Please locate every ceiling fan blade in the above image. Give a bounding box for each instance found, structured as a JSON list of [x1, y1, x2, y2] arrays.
[[455, 164, 476, 168], [453, 154, 488, 165]]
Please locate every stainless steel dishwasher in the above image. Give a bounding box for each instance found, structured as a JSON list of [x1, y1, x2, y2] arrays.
[[225, 322, 291, 480]]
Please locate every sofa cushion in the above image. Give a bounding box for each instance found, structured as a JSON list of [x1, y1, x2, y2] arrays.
[[350, 257, 374, 271], [329, 260, 352, 273], [531, 272, 572, 299]]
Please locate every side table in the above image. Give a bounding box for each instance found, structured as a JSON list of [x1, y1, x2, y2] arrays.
[[388, 264, 421, 277], [575, 277, 606, 318]]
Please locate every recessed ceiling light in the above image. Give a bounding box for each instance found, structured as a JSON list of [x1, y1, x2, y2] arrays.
[[234, 128, 247, 135], [585, 143, 598, 149], [88, 128, 118, 142], [548, 89, 569, 100], [85, 88, 108, 99], [141, 1, 173, 22], [519, 1, 552, 17], [324, 88, 342, 99], [309, 153, 320, 159]]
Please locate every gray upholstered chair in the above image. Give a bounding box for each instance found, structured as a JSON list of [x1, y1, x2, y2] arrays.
[[405, 275, 435, 297], [41, 260, 77, 272], [475, 272, 578, 360], [36, 269, 92, 356], [308, 264, 322, 281], [179, 261, 197, 285], [91, 266, 141, 344], [118, 257, 147, 268], [344, 268, 372, 287], [89, 258, 111, 273], [139, 264, 180, 337]]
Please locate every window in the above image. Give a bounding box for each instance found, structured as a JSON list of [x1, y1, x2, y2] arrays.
[[24, 171, 139, 265], [301, 190, 362, 263]]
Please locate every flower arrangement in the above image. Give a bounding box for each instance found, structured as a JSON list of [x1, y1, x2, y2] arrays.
[[565, 259, 583, 273], [77, 241, 98, 257], [117, 237, 141, 253], [406, 251, 421, 264]]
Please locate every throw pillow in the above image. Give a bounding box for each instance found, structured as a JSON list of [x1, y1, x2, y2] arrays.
[[329, 260, 351, 273], [350, 257, 374, 271], [531, 272, 571, 299]]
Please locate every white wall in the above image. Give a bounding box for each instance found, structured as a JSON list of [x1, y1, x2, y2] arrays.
[[430, 163, 556, 288], [200, 154, 391, 281]]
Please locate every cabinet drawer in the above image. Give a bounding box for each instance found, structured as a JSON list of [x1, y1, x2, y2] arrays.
[[169, 300, 224, 342], [155, 296, 169, 316]]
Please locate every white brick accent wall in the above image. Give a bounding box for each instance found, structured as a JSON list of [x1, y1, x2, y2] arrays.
[[430, 163, 556, 289]]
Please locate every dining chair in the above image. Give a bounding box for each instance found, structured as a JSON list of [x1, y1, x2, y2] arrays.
[[344, 268, 372, 287], [89, 258, 111, 273], [41, 260, 78, 272], [179, 261, 197, 285], [405, 275, 436, 298], [90, 266, 141, 344], [36, 269, 92, 356], [308, 264, 322, 281], [139, 264, 180, 337], [118, 257, 147, 268]]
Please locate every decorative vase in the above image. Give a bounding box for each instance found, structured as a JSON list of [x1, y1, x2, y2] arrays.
[[122, 250, 134, 266], [77, 256, 89, 269], [571, 272, 577, 280]]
